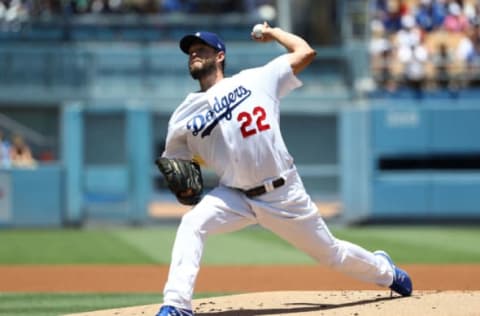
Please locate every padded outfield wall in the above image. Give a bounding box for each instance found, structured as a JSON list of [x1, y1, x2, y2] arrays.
[[2, 98, 480, 227], [0, 101, 340, 227]]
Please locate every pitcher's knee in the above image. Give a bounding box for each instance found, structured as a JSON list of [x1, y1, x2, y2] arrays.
[[178, 207, 214, 237], [179, 210, 203, 233]]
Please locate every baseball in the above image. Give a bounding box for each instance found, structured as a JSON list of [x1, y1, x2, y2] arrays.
[[252, 24, 264, 39]]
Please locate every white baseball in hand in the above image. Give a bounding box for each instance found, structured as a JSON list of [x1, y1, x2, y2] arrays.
[[252, 24, 264, 39]]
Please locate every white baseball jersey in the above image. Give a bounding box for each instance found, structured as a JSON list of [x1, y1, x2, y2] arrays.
[[163, 54, 302, 189], [161, 53, 396, 311]]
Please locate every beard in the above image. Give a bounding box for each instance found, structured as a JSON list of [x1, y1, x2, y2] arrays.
[[189, 58, 217, 80]]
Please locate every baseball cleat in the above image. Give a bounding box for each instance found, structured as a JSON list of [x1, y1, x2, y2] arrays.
[[156, 305, 194, 316], [374, 250, 413, 297]]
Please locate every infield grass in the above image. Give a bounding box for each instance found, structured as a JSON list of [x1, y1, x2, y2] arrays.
[[0, 292, 219, 316], [0, 293, 160, 316], [0, 225, 479, 264]]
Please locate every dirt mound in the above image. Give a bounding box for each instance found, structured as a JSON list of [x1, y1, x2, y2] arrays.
[[66, 290, 480, 316]]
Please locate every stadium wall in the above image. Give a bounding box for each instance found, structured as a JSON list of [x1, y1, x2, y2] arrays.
[[2, 100, 480, 227], [341, 101, 480, 223]]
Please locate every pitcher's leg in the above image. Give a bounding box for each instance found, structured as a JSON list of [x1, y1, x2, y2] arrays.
[[253, 169, 394, 288], [329, 238, 393, 286], [163, 187, 255, 310], [259, 210, 393, 287]]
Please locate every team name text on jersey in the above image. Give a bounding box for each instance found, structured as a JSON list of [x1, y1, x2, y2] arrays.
[[187, 85, 252, 138]]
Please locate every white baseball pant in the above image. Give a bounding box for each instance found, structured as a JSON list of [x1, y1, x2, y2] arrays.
[[163, 166, 394, 310]]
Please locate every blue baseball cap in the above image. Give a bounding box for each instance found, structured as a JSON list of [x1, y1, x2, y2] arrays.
[[180, 31, 226, 54]]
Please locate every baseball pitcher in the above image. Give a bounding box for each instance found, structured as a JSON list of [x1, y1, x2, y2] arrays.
[[155, 22, 412, 316]]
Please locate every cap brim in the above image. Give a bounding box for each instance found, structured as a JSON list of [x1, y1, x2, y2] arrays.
[[180, 35, 210, 54]]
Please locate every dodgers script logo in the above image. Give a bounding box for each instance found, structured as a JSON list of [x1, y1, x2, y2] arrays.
[[187, 85, 252, 138]]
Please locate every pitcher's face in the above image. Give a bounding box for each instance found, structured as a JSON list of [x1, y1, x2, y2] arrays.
[[188, 43, 221, 79]]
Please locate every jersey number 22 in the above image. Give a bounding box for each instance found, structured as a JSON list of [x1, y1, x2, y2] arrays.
[[237, 106, 271, 138]]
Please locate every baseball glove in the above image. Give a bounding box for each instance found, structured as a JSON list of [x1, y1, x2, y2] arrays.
[[155, 157, 203, 205]]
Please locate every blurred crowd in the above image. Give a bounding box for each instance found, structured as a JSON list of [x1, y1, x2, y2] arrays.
[[0, 0, 274, 18], [369, 0, 480, 94], [0, 0, 276, 36]]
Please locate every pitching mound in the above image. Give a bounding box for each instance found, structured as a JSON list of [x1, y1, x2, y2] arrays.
[[66, 290, 480, 315]]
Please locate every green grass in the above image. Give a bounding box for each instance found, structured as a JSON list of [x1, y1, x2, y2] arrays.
[[0, 293, 161, 316], [1, 225, 480, 264], [0, 225, 479, 315], [0, 293, 221, 316], [0, 229, 157, 264], [332, 226, 480, 264]]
